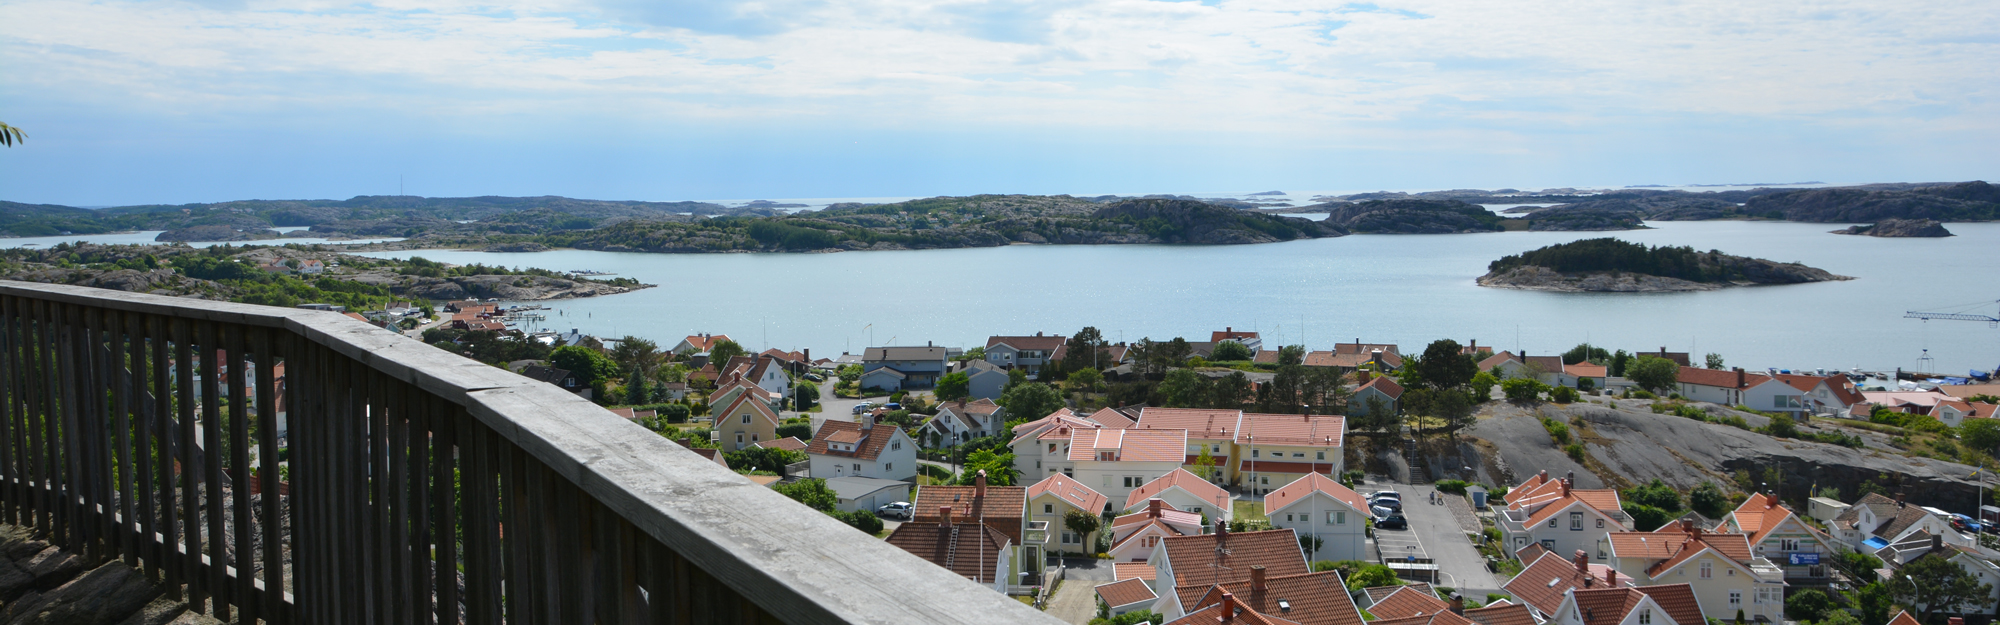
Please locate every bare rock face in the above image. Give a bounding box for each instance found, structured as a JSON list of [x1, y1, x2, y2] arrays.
[[1477, 266, 1721, 292], [1829, 218, 1954, 237]]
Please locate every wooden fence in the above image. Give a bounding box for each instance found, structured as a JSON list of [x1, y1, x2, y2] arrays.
[[0, 280, 1056, 624]]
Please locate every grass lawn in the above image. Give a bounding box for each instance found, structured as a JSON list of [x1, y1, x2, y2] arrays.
[[1233, 500, 1269, 527]]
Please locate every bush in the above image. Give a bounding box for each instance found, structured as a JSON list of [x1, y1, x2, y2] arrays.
[[1435, 479, 1470, 494], [776, 423, 812, 440], [1784, 589, 1834, 623], [1760, 415, 1800, 438], [1541, 418, 1571, 445], [841, 509, 884, 534], [1503, 378, 1547, 403], [1623, 389, 1657, 400], [1551, 386, 1579, 404], [1564, 443, 1586, 462]]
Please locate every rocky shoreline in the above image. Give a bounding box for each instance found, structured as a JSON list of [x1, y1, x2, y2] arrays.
[[1478, 254, 1853, 292], [1829, 218, 1954, 237]]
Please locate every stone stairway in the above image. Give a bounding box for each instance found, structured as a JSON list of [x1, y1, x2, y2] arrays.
[[1405, 439, 1428, 485], [0, 525, 222, 625]]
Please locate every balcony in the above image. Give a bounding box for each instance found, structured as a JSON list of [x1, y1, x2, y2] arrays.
[[0, 280, 1056, 624], [1024, 520, 1050, 546], [1749, 557, 1787, 583]]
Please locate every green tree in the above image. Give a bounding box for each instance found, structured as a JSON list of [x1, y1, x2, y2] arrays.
[[1962, 419, 2000, 455], [1063, 326, 1113, 373], [999, 382, 1065, 422], [1622, 503, 1673, 531], [1609, 350, 1632, 377], [1417, 339, 1480, 391], [1344, 564, 1403, 589], [1784, 589, 1835, 623], [1005, 367, 1030, 392], [1626, 355, 1680, 392], [1705, 353, 1726, 369], [1890, 554, 1995, 622], [794, 381, 819, 411], [1562, 343, 1610, 365], [773, 478, 838, 511], [1361, 396, 1396, 432], [838, 363, 863, 384], [1470, 371, 1499, 402], [1068, 367, 1104, 393], [624, 366, 650, 405], [1160, 338, 1194, 368], [1761, 415, 1799, 438], [1622, 479, 1684, 512], [956, 450, 1019, 486], [1302, 367, 1351, 415], [1212, 340, 1253, 362], [551, 345, 619, 387], [1501, 378, 1546, 402], [0, 122, 24, 147], [960, 346, 986, 362], [934, 372, 971, 402], [1819, 609, 1862, 625], [1211, 372, 1252, 408], [1159, 369, 1206, 408], [1279, 345, 1306, 367], [1090, 611, 1162, 625], [1064, 509, 1101, 547], [1550, 386, 1579, 403], [1299, 533, 1324, 559], [1689, 481, 1731, 518], [708, 339, 746, 364], [1855, 582, 1893, 625], [1193, 446, 1219, 482], [609, 336, 663, 375], [725, 446, 807, 473]]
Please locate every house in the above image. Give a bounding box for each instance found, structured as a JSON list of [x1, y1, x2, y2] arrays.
[[1502, 550, 1637, 622], [751, 436, 808, 452], [1027, 473, 1109, 552], [713, 389, 782, 451], [1497, 471, 1627, 561], [926, 399, 1007, 446], [1722, 493, 1835, 584], [1096, 578, 1159, 618], [710, 374, 781, 415], [1563, 361, 1609, 391], [745, 355, 792, 397], [913, 475, 1029, 546], [1674, 367, 1788, 408], [1124, 468, 1235, 523], [805, 413, 916, 481], [1364, 585, 1451, 620], [1355, 583, 1437, 611], [884, 508, 1015, 593], [1544, 585, 1705, 625], [672, 333, 732, 355], [1937, 400, 2000, 427], [1114, 562, 1157, 583], [1010, 409, 1101, 480], [950, 359, 1011, 400], [862, 345, 950, 390], [518, 364, 586, 396], [1479, 351, 1532, 380], [1169, 567, 1367, 625], [1304, 342, 1404, 371], [1863, 391, 1958, 418], [1136, 407, 1245, 484], [1522, 356, 1566, 386], [1349, 374, 1404, 417], [1461, 602, 1537, 625], [1902, 540, 2000, 616], [674, 439, 732, 470], [1262, 473, 1369, 562], [1210, 328, 1263, 352], [1770, 373, 1866, 417], [1235, 412, 1346, 495], [1109, 499, 1206, 562], [1148, 526, 1309, 621], [1164, 591, 1294, 625], [1829, 492, 1969, 553], [985, 333, 1068, 378], [1606, 521, 1785, 623], [1071, 428, 1190, 507], [822, 476, 911, 514]]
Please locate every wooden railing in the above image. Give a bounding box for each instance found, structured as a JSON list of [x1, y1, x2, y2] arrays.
[[0, 280, 1057, 624]]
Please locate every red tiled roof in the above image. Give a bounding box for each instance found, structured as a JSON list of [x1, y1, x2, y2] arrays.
[[1358, 376, 1404, 400], [753, 436, 807, 452], [1371, 612, 1474, 625], [1254, 350, 1282, 365], [680, 334, 732, 352], [1070, 428, 1186, 463], [1165, 596, 1297, 625], [1368, 586, 1450, 619], [1503, 552, 1632, 616], [1632, 584, 1704, 625], [1478, 351, 1520, 372], [913, 485, 1027, 545], [1564, 362, 1607, 378], [1088, 407, 1137, 429], [1642, 532, 1754, 578], [1112, 518, 1190, 550], [1114, 501, 1204, 531], [1463, 603, 1536, 625], [1567, 588, 1647, 625], [1772, 373, 1866, 407], [1514, 542, 1551, 563], [1675, 366, 1775, 390], [1730, 493, 1809, 544], [804, 420, 895, 460], [1181, 570, 1364, 625], [1138, 407, 1244, 440], [884, 521, 1012, 583], [1236, 413, 1345, 447], [1263, 473, 1369, 517], [1523, 492, 1623, 527], [1125, 468, 1233, 511], [1160, 529, 1308, 590], [1114, 562, 1157, 581], [1096, 578, 1158, 608], [1887, 612, 1922, 625], [1027, 473, 1108, 516]]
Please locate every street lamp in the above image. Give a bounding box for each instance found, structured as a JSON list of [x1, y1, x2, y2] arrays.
[[1905, 574, 1923, 618]]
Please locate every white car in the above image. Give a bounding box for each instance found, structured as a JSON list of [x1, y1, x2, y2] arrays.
[[878, 502, 913, 519]]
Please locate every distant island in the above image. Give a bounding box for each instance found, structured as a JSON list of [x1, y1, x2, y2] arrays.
[[1477, 238, 1853, 292], [1829, 218, 1954, 238]]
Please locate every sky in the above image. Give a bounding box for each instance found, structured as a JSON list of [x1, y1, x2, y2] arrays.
[[1, 0, 1996, 206]]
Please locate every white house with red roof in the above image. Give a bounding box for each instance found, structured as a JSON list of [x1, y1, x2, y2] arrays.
[[1071, 428, 1190, 508], [1562, 361, 1609, 391], [672, 332, 732, 355], [1770, 373, 1866, 417], [1010, 409, 1100, 481], [1674, 367, 1787, 408], [1123, 468, 1234, 523], [1135, 407, 1246, 484], [1027, 473, 1109, 552], [1502, 549, 1638, 621], [1546, 584, 1706, 625], [1235, 412, 1345, 495], [1263, 473, 1369, 561], [1498, 471, 1627, 562], [1722, 493, 1836, 584], [805, 413, 916, 481], [1109, 499, 1206, 562], [1349, 374, 1404, 417], [1937, 399, 2000, 427]]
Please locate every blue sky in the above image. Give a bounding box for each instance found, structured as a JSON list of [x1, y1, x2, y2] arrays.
[[1, 0, 1996, 206]]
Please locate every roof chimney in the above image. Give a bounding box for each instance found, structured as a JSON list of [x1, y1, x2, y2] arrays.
[[1221, 592, 1239, 623], [1450, 592, 1465, 615], [1562, 477, 1572, 497], [1150, 498, 1164, 519], [1227, 326, 1233, 333], [1950, 618, 1965, 625], [859, 411, 875, 430], [1251, 565, 1267, 593], [1216, 519, 1229, 544], [1765, 493, 1777, 509], [975, 470, 988, 499], [1574, 550, 1590, 577], [1897, 492, 1906, 508], [941, 506, 954, 527], [1605, 568, 1617, 587], [1357, 371, 1371, 384], [1933, 534, 1944, 551], [1681, 518, 1696, 534], [1736, 367, 1746, 388]]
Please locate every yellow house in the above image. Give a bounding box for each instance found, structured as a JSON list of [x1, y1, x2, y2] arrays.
[[1026, 473, 1108, 553], [1233, 412, 1345, 495], [1607, 522, 1786, 623], [714, 391, 781, 451]]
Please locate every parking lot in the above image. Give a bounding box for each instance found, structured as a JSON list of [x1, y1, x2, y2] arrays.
[[1392, 483, 1502, 597]]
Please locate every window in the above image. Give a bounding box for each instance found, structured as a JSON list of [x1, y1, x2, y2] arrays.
[[1548, 519, 1557, 528], [736, 434, 744, 444], [1261, 477, 1269, 485], [1598, 544, 1606, 560], [1640, 610, 1652, 625], [1144, 536, 1159, 548], [1099, 452, 1116, 461], [1333, 511, 1346, 525], [741, 414, 751, 424], [1728, 590, 1741, 607], [1190, 507, 1203, 514], [1286, 514, 1295, 522], [1540, 539, 1555, 549], [1049, 443, 1057, 453], [1316, 451, 1325, 460], [1124, 476, 1142, 488], [891, 441, 900, 451], [1293, 453, 1305, 458], [883, 463, 892, 471], [1570, 512, 1583, 530], [1252, 449, 1260, 458], [1045, 504, 1054, 514], [1780, 539, 1799, 551], [1596, 519, 1604, 528], [1212, 444, 1221, 453], [852, 463, 861, 472], [751, 434, 758, 442], [1701, 561, 1713, 579]]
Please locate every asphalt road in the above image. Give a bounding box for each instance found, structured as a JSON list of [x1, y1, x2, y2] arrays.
[[1395, 483, 1502, 597]]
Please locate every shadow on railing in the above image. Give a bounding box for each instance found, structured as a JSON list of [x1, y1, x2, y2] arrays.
[[0, 280, 1057, 624]]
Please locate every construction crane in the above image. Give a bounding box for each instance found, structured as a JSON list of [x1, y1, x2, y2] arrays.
[[1905, 299, 2000, 379]]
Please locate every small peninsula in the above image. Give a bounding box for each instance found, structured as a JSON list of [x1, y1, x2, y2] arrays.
[[1829, 218, 1954, 237], [1477, 238, 1852, 292]]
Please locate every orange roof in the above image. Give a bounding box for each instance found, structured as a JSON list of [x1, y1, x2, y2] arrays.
[[1180, 570, 1365, 625], [1070, 428, 1185, 463], [1026, 473, 1109, 516], [1236, 413, 1345, 447], [1160, 529, 1308, 589], [1631, 585, 1703, 625], [1165, 596, 1295, 625], [1522, 491, 1623, 527], [1096, 578, 1157, 608], [1125, 468, 1233, 511], [1088, 407, 1137, 429], [1358, 376, 1404, 399], [1114, 562, 1157, 581], [1503, 552, 1633, 616], [1887, 612, 1922, 625], [804, 420, 895, 460], [1564, 361, 1607, 378], [1675, 366, 1774, 389], [1114, 500, 1204, 530], [1138, 407, 1244, 440], [987, 334, 1068, 351], [1643, 532, 1754, 578], [1773, 373, 1866, 406], [680, 334, 732, 352], [1463, 603, 1536, 625], [1730, 493, 1800, 543], [1478, 351, 1521, 372], [1372, 612, 1474, 625], [753, 437, 808, 452], [1368, 586, 1450, 619], [1263, 473, 1369, 516]]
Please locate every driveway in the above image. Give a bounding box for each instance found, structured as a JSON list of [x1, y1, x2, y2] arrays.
[[1395, 483, 1502, 597], [1044, 573, 1100, 625]]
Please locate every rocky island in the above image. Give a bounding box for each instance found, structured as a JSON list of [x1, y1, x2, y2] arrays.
[[1829, 218, 1954, 237], [1477, 238, 1852, 292]]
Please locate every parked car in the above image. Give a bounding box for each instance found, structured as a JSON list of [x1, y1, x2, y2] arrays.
[[804, 373, 824, 382], [884, 402, 903, 411], [1371, 505, 1395, 518], [1375, 514, 1408, 530], [852, 402, 875, 415], [1371, 496, 1403, 512], [1371, 490, 1401, 501], [878, 502, 913, 519]]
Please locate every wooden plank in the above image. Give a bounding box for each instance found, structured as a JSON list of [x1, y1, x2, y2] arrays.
[[461, 412, 501, 625], [174, 317, 203, 611], [0, 281, 310, 330], [434, 399, 459, 625], [114, 309, 140, 567], [37, 299, 60, 537], [226, 323, 255, 624], [125, 311, 156, 578], [368, 366, 392, 625], [149, 313, 178, 598], [410, 389, 434, 625], [388, 374, 414, 625], [254, 327, 286, 624], [0, 295, 20, 527], [503, 439, 535, 625], [58, 301, 85, 556], [553, 474, 586, 625], [199, 320, 229, 621], [591, 500, 624, 625]]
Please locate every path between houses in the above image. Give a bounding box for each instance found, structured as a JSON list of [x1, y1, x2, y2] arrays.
[[1044, 574, 1100, 625]]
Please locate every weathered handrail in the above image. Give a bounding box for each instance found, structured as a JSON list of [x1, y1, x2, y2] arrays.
[[0, 280, 1057, 624]]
